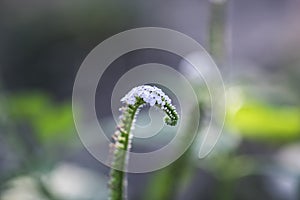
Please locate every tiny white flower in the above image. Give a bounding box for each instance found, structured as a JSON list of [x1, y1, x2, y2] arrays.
[[149, 98, 156, 106]]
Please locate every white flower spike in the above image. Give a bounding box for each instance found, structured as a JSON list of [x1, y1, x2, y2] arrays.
[[120, 85, 178, 126]]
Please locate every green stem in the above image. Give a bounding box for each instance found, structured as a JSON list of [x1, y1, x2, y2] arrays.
[[143, 1, 229, 199], [144, 103, 202, 200], [108, 85, 179, 200], [208, 0, 227, 64], [109, 103, 141, 200], [215, 177, 235, 200]]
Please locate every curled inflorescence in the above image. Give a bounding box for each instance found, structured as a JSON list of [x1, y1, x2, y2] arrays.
[[120, 85, 179, 126], [109, 85, 179, 200]]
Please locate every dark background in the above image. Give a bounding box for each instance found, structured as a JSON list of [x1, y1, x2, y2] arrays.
[[0, 0, 300, 199]]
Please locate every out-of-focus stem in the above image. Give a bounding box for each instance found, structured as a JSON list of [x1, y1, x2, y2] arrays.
[[208, 0, 228, 64]]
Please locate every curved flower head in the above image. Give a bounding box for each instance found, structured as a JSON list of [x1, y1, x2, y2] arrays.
[[121, 85, 179, 126]]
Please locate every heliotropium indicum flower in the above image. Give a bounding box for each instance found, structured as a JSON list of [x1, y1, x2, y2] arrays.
[[109, 85, 179, 200]]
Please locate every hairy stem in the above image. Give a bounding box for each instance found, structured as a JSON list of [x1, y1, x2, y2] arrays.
[[108, 85, 179, 200], [109, 102, 141, 200]]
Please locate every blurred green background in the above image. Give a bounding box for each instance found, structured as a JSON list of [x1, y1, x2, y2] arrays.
[[1, 0, 300, 199]]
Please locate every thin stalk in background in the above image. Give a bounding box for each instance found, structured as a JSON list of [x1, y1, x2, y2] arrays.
[[144, 1, 229, 199], [208, 0, 228, 64], [144, 103, 203, 200]]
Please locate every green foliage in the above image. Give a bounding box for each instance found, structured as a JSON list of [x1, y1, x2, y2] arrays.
[[227, 101, 300, 141], [8, 92, 74, 143]]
